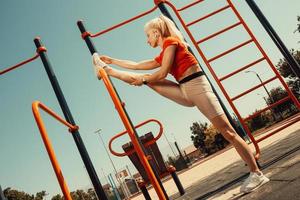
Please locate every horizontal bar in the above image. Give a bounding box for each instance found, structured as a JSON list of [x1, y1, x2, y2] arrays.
[[32, 101, 78, 131], [256, 115, 300, 143], [197, 22, 242, 44], [186, 5, 230, 27], [177, 0, 205, 12], [0, 54, 39, 75], [243, 96, 291, 121], [91, 6, 158, 38], [231, 76, 277, 101], [208, 39, 253, 63], [219, 57, 265, 81]]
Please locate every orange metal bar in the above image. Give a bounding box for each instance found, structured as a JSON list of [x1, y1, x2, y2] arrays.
[[219, 57, 265, 81], [109, 119, 163, 157], [0, 46, 46, 76], [177, 0, 205, 12], [0, 54, 39, 75], [97, 69, 166, 200], [197, 22, 242, 44], [32, 101, 77, 200], [226, 0, 300, 109], [208, 39, 253, 63], [243, 96, 291, 121], [256, 115, 300, 143], [90, 5, 158, 38], [186, 5, 231, 27], [162, 1, 261, 159], [231, 76, 277, 101]]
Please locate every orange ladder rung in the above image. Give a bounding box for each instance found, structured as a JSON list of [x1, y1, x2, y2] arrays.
[[243, 96, 291, 121], [231, 76, 277, 101], [208, 39, 253, 63], [197, 22, 242, 44], [177, 0, 205, 12], [186, 5, 231, 27], [219, 57, 265, 81]]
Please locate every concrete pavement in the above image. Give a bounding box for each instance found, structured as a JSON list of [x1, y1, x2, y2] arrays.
[[131, 114, 300, 200]]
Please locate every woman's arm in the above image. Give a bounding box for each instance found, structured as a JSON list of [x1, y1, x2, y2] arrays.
[[131, 45, 176, 85], [100, 55, 160, 70], [143, 45, 176, 83]]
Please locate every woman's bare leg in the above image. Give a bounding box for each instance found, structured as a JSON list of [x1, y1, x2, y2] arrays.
[[104, 66, 140, 84], [104, 66, 194, 107], [210, 114, 260, 172]]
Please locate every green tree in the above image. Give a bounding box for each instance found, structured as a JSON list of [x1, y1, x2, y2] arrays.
[[34, 191, 47, 200], [266, 87, 298, 117], [190, 122, 228, 155], [51, 194, 63, 200], [276, 49, 300, 99], [3, 188, 34, 200], [295, 16, 300, 34], [190, 122, 207, 154]]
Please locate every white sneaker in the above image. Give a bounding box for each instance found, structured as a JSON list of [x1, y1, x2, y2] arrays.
[[240, 172, 270, 193]]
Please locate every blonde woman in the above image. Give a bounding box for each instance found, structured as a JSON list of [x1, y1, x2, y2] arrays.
[[97, 15, 269, 193]]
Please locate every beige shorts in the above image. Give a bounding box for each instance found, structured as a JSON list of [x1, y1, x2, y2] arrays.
[[149, 75, 224, 120], [179, 75, 224, 120]]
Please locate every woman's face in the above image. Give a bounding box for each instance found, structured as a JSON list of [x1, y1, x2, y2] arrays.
[[146, 28, 159, 48]]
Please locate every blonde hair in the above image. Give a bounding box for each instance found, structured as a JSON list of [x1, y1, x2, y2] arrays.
[[144, 15, 188, 46]]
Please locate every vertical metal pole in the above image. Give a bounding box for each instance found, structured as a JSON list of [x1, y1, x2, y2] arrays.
[[95, 129, 130, 198], [77, 21, 169, 200], [163, 132, 177, 157], [245, 0, 300, 78], [156, 2, 245, 136], [33, 38, 108, 200], [108, 174, 122, 200]]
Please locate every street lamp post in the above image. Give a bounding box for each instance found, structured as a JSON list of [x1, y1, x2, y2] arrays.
[[257, 93, 268, 105], [163, 132, 177, 158], [245, 70, 273, 103], [94, 129, 130, 199]]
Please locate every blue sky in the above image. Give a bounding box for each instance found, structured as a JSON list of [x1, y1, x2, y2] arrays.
[[1, 0, 299, 198]]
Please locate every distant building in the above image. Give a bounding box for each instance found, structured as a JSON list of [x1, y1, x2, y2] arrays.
[[182, 144, 202, 161]]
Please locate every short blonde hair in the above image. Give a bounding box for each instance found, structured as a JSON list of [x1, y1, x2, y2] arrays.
[[144, 15, 188, 46]]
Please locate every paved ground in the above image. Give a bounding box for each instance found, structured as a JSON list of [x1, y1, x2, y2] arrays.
[[131, 113, 300, 200]]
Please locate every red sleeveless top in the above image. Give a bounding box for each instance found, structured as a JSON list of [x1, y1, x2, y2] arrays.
[[154, 37, 198, 81]]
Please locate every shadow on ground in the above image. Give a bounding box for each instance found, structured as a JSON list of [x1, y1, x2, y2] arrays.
[[170, 129, 300, 200]]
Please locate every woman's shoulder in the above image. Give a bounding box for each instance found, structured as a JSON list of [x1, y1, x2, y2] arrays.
[[163, 36, 181, 48], [165, 36, 181, 43]]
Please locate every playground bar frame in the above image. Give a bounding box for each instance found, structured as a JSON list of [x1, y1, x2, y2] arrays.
[[1, 38, 108, 200], [109, 119, 163, 157], [32, 101, 76, 200], [245, 0, 300, 78], [77, 20, 168, 200], [33, 38, 108, 200]]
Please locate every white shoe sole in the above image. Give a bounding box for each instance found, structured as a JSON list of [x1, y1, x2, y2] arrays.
[[242, 177, 270, 193]]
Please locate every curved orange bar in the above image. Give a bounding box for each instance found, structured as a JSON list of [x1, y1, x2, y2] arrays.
[[32, 101, 77, 200], [109, 119, 163, 157]]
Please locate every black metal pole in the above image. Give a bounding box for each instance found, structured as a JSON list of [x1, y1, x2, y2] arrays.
[[33, 37, 108, 200], [77, 20, 169, 200], [246, 0, 300, 78], [156, 3, 246, 137]]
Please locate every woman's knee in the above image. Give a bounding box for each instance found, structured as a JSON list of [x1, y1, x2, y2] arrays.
[[211, 114, 237, 142]]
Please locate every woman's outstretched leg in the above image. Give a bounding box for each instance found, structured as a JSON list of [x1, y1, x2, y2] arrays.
[[104, 66, 194, 107], [103, 66, 142, 84]]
